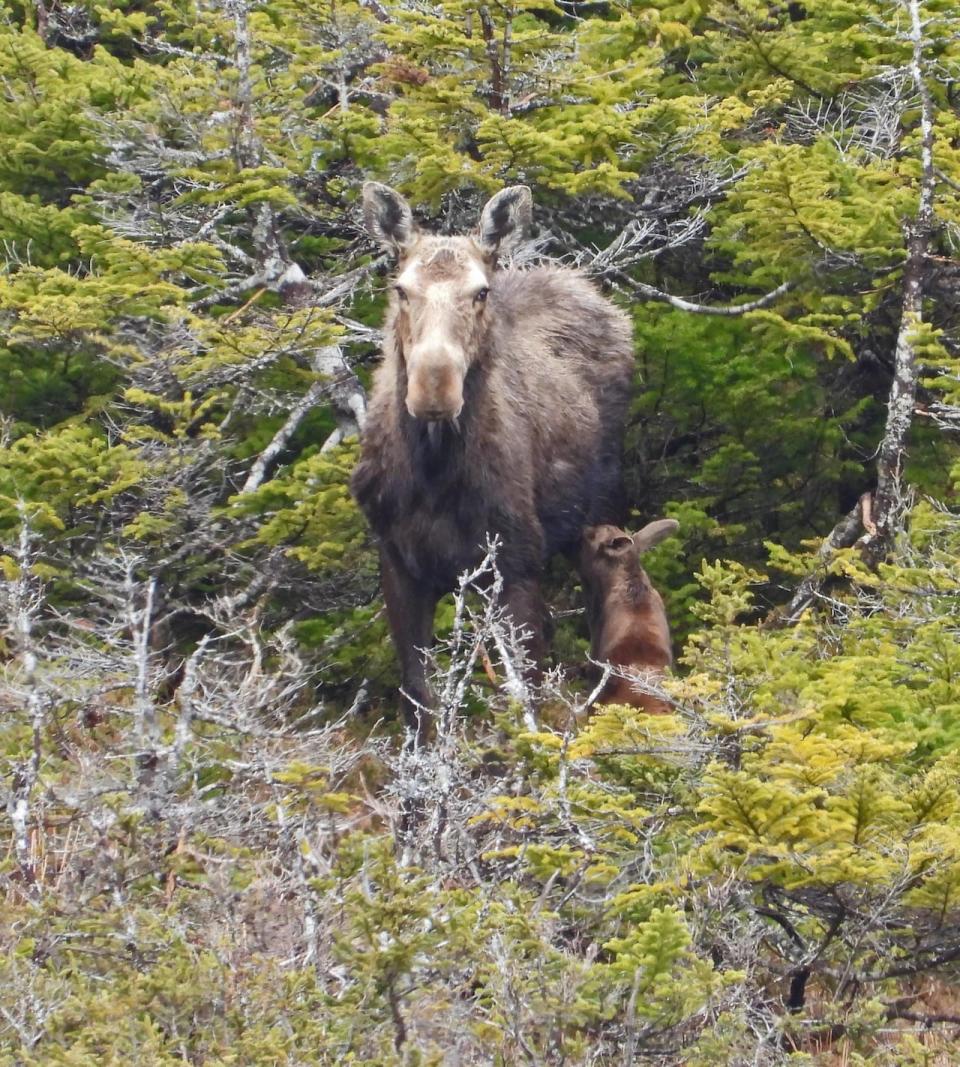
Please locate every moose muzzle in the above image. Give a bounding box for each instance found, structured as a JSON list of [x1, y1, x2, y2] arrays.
[[405, 347, 466, 421]]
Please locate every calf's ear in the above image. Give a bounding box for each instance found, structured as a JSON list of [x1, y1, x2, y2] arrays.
[[363, 182, 415, 254], [603, 534, 635, 554], [478, 186, 532, 256], [632, 519, 680, 554]]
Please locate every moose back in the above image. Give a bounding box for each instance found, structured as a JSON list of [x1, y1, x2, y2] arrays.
[[351, 183, 634, 732]]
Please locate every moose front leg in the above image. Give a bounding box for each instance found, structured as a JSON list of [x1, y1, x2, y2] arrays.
[[380, 545, 439, 741], [493, 577, 550, 730]]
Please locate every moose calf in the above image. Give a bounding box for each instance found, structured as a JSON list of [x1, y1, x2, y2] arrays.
[[579, 519, 679, 714]]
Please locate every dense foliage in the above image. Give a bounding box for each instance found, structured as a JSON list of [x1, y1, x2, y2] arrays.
[[2, 0, 960, 1061]]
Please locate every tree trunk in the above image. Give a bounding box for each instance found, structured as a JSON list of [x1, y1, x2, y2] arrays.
[[860, 0, 936, 565]]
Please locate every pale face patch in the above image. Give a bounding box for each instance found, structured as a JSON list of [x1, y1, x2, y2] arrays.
[[393, 237, 494, 421], [395, 239, 491, 301]]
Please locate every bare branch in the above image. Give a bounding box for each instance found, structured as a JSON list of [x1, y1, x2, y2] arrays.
[[767, 493, 871, 627], [613, 272, 795, 316], [240, 344, 365, 493], [4, 508, 46, 898]]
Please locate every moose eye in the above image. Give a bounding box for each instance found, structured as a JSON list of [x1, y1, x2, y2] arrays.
[[394, 285, 408, 301], [474, 287, 490, 304]]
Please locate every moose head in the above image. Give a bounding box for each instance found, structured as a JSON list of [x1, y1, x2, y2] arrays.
[[363, 182, 532, 422]]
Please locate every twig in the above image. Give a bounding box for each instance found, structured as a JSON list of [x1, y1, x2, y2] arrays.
[[221, 286, 268, 323]]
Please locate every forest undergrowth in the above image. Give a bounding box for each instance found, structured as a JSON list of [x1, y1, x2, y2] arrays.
[[4, 506, 960, 1064]]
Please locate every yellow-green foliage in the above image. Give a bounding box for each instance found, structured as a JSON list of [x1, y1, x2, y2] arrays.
[[0, 424, 145, 533], [228, 441, 369, 572]]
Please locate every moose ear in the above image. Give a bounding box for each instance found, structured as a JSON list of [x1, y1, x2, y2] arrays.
[[363, 182, 415, 254], [603, 534, 635, 554], [632, 519, 680, 554], [478, 186, 532, 255]]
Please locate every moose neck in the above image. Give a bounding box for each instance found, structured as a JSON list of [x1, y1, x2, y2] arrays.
[[594, 559, 646, 606], [592, 578, 669, 663], [586, 564, 650, 639]]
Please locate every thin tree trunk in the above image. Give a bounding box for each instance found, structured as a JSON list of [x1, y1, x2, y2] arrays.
[[478, 7, 507, 114], [7, 513, 44, 897], [241, 381, 327, 494], [861, 0, 936, 565], [240, 345, 365, 493], [767, 494, 872, 627], [225, 0, 259, 170], [770, 0, 937, 619]]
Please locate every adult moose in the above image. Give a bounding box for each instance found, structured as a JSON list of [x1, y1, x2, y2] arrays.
[[351, 182, 634, 735]]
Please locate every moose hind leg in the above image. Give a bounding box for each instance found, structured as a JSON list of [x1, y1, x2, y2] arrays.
[[380, 546, 439, 741]]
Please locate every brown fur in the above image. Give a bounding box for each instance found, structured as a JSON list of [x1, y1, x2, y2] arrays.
[[579, 521, 678, 714], [352, 185, 634, 734]]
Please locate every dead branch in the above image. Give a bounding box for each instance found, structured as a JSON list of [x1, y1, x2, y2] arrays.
[[766, 493, 871, 627]]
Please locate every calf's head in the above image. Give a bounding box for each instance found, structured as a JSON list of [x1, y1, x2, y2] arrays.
[[363, 182, 532, 421], [580, 519, 679, 595]]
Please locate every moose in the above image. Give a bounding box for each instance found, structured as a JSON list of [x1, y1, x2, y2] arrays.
[[351, 182, 635, 734], [579, 519, 679, 714]]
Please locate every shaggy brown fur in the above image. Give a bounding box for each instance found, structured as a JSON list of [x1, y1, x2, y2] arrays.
[[351, 184, 634, 733], [579, 520, 679, 715]]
